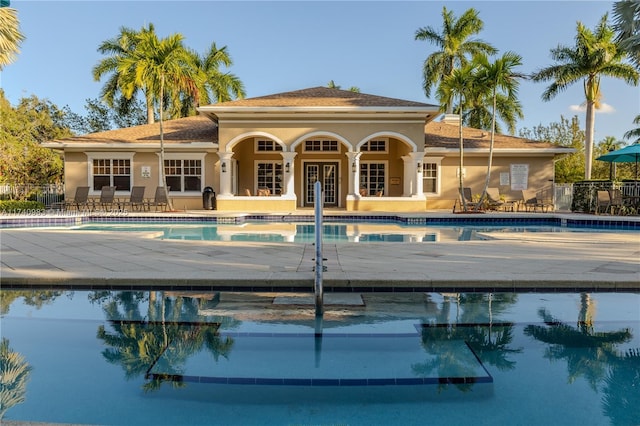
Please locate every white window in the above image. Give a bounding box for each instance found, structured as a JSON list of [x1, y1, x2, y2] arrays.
[[423, 157, 443, 195], [256, 140, 282, 152], [359, 162, 386, 195], [87, 153, 133, 193], [304, 140, 339, 152], [164, 159, 203, 193], [361, 139, 388, 153], [256, 162, 283, 195]]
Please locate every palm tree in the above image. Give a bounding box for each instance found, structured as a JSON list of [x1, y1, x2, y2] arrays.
[[93, 25, 158, 124], [0, 4, 25, 70], [439, 64, 477, 210], [176, 43, 245, 117], [122, 29, 197, 211], [414, 7, 496, 114], [531, 13, 639, 180], [612, 0, 640, 69], [473, 52, 525, 209], [326, 80, 360, 92], [624, 114, 640, 143], [598, 135, 626, 179]]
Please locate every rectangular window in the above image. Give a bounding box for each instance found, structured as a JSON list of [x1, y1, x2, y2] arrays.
[[361, 139, 387, 152], [359, 162, 385, 195], [92, 159, 130, 191], [164, 159, 202, 192], [423, 162, 438, 193], [256, 140, 282, 152], [304, 140, 338, 152], [257, 162, 283, 195]]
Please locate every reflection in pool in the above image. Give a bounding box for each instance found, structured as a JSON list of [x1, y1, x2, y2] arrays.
[[70, 221, 611, 242], [1, 290, 639, 425]]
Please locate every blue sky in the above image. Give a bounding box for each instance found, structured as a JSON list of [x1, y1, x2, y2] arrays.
[[3, 1, 639, 143]]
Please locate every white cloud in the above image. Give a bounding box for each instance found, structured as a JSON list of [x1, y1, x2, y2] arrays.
[[569, 103, 616, 113]]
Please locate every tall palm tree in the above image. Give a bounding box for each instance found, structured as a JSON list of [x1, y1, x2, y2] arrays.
[[624, 114, 640, 143], [473, 52, 525, 208], [0, 5, 25, 70], [415, 7, 496, 114], [531, 13, 639, 180], [439, 63, 477, 210], [93, 25, 158, 124], [176, 43, 245, 117], [327, 80, 360, 92], [612, 0, 640, 69], [122, 29, 197, 211]]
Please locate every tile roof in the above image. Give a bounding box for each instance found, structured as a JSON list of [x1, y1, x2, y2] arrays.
[[425, 121, 557, 150], [206, 87, 438, 108], [53, 115, 217, 145]]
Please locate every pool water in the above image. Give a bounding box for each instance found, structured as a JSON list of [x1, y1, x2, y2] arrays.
[[1, 290, 638, 425], [69, 221, 629, 242]]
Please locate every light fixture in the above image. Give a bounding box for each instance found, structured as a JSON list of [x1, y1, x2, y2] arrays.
[[285, 162, 290, 173], [352, 162, 356, 173], [221, 162, 227, 173]]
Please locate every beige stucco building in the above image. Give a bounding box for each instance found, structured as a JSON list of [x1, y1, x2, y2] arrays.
[[45, 87, 574, 212]]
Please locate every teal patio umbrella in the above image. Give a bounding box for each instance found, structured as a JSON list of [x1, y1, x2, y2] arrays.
[[597, 143, 640, 179]]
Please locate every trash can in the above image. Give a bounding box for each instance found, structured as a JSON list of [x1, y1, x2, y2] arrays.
[[202, 186, 215, 210]]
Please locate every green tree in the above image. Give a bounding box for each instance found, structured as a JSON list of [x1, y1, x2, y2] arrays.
[[594, 136, 626, 179], [531, 13, 639, 180], [93, 25, 158, 124], [624, 114, 640, 143], [327, 80, 360, 92], [439, 63, 477, 210], [520, 115, 586, 183], [121, 28, 197, 211], [0, 91, 67, 188], [612, 0, 640, 68], [0, 5, 25, 70], [415, 7, 496, 114], [472, 51, 525, 209]]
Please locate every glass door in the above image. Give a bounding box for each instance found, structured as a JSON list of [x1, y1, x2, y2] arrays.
[[304, 162, 338, 207]]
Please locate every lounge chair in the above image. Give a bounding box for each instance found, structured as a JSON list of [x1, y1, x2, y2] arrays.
[[146, 186, 169, 211], [521, 189, 539, 212], [609, 189, 624, 215], [120, 186, 147, 211], [92, 186, 116, 211], [596, 190, 611, 214], [485, 188, 505, 211], [63, 186, 90, 211]]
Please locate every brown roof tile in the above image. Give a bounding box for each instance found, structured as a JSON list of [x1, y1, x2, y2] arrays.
[[207, 87, 438, 108], [425, 121, 556, 150], [55, 115, 217, 144]]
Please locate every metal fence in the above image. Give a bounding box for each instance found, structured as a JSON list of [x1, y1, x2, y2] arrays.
[[0, 184, 65, 207]]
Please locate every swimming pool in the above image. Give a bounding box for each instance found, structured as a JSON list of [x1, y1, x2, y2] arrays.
[[2, 290, 638, 425], [33, 220, 640, 243]]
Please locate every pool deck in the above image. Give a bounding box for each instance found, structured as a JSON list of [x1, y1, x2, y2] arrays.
[[1, 210, 639, 292]]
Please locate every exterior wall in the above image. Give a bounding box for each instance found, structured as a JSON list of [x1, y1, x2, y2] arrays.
[[426, 155, 555, 209], [216, 197, 297, 212], [346, 197, 427, 212]]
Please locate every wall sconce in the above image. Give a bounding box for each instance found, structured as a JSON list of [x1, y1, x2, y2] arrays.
[[221, 162, 227, 173], [352, 162, 356, 173], [417, 162, 422, 174], [285, 162, 290, 173]]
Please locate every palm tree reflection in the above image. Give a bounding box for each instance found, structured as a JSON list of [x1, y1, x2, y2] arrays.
[[95, 291, 235, 392], [0, 338, 32, 420]]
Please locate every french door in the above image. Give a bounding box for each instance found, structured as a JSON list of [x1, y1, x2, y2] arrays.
[[304, 162, 338, 207]]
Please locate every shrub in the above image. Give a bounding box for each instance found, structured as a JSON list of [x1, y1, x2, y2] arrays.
[[0, 200, 46, 213]]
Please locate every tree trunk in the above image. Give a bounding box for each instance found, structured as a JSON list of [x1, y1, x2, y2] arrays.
[[159, 74, 174, 211], [584, 100, 596, 180], [477, 89, 498, 210]]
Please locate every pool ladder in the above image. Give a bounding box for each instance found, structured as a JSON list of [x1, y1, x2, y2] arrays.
[[314, 181, 324, 317]]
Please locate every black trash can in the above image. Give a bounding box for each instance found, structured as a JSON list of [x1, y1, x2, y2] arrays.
[[202, 186, 214, 210]]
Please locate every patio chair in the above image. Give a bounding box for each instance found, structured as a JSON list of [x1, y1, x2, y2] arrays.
[[485, 188, 505, 211], [92, 186, 116, 211], [609, 189, 624, 215], [521, 189, 541, 212], [596, 190, 611, 214], [146, 186, 169, 211], [63, 186, 90, 211], [120, 186, 147, 211]]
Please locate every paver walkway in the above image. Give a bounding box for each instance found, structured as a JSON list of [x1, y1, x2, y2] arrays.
[[2, 226, 638, 290]]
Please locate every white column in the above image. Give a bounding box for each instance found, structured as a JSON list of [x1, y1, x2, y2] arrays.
[[346, 151, 362, 196], [401, 155, 413, 196], [281, 152, 297, 196], [218, 151, 234, 196], [410, 151, 425, 197]]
